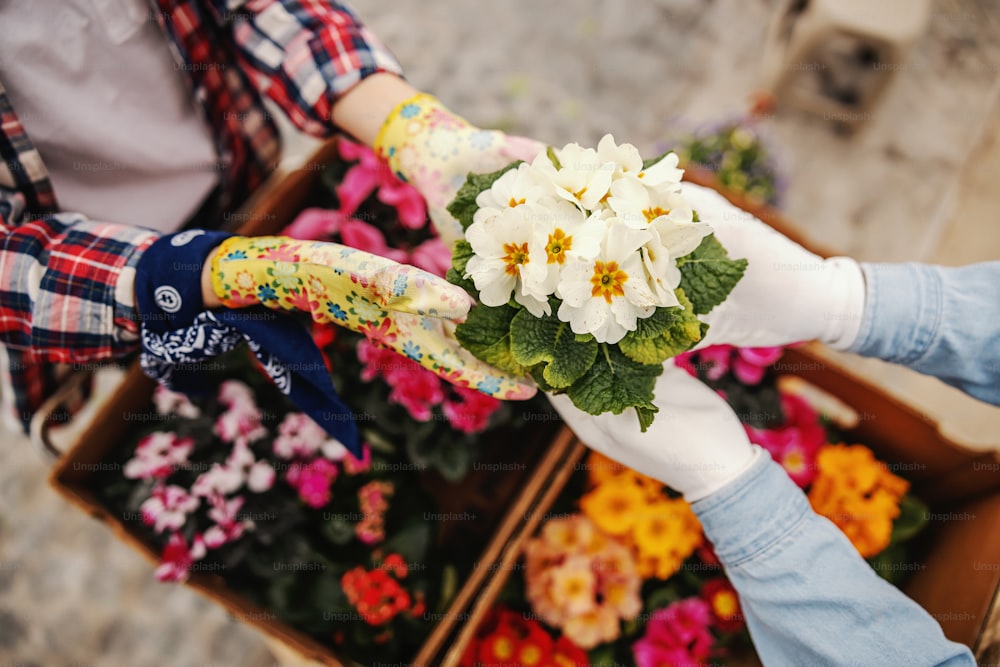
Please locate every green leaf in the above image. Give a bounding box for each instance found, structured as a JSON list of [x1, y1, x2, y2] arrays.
[[381, 520, 432, 566], [509, 309, 598, 389], [891, 494, 929, 543], [566, 344, 661, 422], [321, 515, 356, 546], [619, 290, 706, 365], [676, 234, 748, 315], [453, 304, 527, 376], [445, 161, 523, 231], [446, 239, 478, 296]]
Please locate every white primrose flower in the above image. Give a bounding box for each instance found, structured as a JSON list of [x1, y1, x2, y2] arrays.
[[473, 161, 553, 225], [596, 134, 684, 190], [532, 142, 615, 212], [606, 177, 711, 305], [465, 205, 550, 316], [556, 222, 658, 344], [521, 201, 604, 297]]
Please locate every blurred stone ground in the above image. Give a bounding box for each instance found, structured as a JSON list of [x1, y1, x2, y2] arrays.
[[3, 1, 1000, 665]]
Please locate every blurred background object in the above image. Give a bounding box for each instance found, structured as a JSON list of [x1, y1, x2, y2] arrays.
[[2, 1, 1000, 665], [759, 0, 933, 130]]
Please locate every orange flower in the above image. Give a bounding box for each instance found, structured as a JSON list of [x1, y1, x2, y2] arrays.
[[580, 475, 645, 537], [808, 444, 909, 558], [631, 498, 702, 580]]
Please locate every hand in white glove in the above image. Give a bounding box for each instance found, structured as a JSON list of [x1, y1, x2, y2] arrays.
[[681, 182, 867, 350], [548, 360, 761, 502]]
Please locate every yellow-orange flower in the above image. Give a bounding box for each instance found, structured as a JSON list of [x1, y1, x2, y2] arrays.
[[808, 444, 909, 558], [631, 498, 702, 580], [580, 475, 646, 537]]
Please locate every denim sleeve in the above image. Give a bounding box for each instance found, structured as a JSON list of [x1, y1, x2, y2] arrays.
[[848, 262, 1000, 406], [692, 451, 975, 667]]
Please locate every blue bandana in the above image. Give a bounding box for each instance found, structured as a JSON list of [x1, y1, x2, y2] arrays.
[[134, 230, 360, 455]]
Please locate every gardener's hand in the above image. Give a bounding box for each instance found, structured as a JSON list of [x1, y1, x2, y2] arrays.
[[204, 235, 536, 399], [681, 182, 867, 350], [547, 361, 761, 501], [374, 92, 543, 247]]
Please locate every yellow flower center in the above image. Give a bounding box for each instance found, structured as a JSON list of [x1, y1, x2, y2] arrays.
[[546, 228, 574, 264], [520, 645, 543, 666], [590, 260, 627, 304], [508, 197, 526, 207], [502, 242, 530, 276], [492, 636, 514, 659], [643, 206, 671, 224], [713, 590, 739, 618], [784, 449, 805, 473]]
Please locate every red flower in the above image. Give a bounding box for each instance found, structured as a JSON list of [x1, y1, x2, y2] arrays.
[[702, 578, 745, 632], [745, 392, 825, 488], [341, 554, 420, 626]]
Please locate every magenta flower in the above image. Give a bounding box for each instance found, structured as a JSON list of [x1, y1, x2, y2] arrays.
[[155, 532, 207, 583], [633, 598, 715, 667], [124, 431, 194, 480], [140, 484, 200, 534], [442, 385, 501, 434], [286, 458, 339, 509], [283, 207, 346, 241], [340, 219, 409, 264], [357, 339, 446, 422], [732, 346, 784, 385], [745, 392, 825, 487], [409, 238, 452, 277], [335, 138, 428, 229], [675, 345, 784, 386]]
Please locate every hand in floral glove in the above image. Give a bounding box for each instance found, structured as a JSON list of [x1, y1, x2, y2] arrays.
[[208, 235, 535, 399], [681, 182, 867, 350], [374, 92, 543, 247], [547, 360, 761, 501]]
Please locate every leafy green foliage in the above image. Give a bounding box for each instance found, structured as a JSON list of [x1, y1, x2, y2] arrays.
[[619, 289, 706, 365], [566, 345, 662, 429], [445, 161, 523, 231], [454, 303, 527, 376], [509, 309, 598, 389], [447, 239, 478, 297], [676, 234, 748, 315]]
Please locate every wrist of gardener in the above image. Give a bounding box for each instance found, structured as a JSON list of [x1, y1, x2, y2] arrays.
[[330, 73, 422, 148]]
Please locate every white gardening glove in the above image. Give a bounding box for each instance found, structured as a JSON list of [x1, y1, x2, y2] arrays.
[[548, 361, 762, 502], [681, 182, 867, 350]]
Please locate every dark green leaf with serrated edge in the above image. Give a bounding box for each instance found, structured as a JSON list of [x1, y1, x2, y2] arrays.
[[446, 239, 478, 296], [445, 161, 523, 231], [453, 304, 526, 376], [676, 234, 748, 315], [509, 309, 598, 389], [619, 289, 707, 364], [566, 344, 661, 423]]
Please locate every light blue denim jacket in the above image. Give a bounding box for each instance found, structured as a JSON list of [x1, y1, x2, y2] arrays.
[[692, 262, 1000, 667]]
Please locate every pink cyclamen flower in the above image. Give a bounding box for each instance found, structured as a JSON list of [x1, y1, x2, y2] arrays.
[[633, 598, 715, 667], [152, 385, 201, 418], [286, 458, 339, 509], [218, 380, 256, 408], [732, 346, 784, 385], [141, 484, 200, 534], [745, 392, 825, 488], [442, 385, 501, 434], [283, 207, 345, 241], [376, 178, 428, 229], [247, 461, 276, 493], [124, 432, 194, 480], [155, 532, 207, 583], [340, 219, 409, 264], [409, 238, 452, 277]]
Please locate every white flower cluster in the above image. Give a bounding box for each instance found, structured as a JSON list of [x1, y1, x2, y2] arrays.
[[464, 135, 712, 344]]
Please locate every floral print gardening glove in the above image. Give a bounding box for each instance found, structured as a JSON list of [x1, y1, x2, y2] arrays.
[[210, 235, 536, 400], [374, 93, 543, 248]]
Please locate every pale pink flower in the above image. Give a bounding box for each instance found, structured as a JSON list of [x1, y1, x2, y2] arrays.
[[203, 495, 251, 548], [152, 385, 201, 418], [321, 438, 349, 462], [192, 462, 245, 498], [214, 404, 266, 443], [247, 461, 276, 493], [141, 484, 200, 534], [155, 532, 207, 583], [273, 412, 328, 459], [124, 432, 194, 480]]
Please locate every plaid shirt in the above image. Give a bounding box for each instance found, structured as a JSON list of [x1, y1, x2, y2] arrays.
[[0, 0, 401, 432]]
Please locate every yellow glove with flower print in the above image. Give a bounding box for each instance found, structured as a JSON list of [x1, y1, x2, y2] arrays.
[[209, 235, 536, 400], [374, 93, 544, 248]]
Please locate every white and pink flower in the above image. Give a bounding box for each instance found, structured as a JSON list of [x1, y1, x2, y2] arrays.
[[141, 484, 200, 534], [124, 431, 194, 480]]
